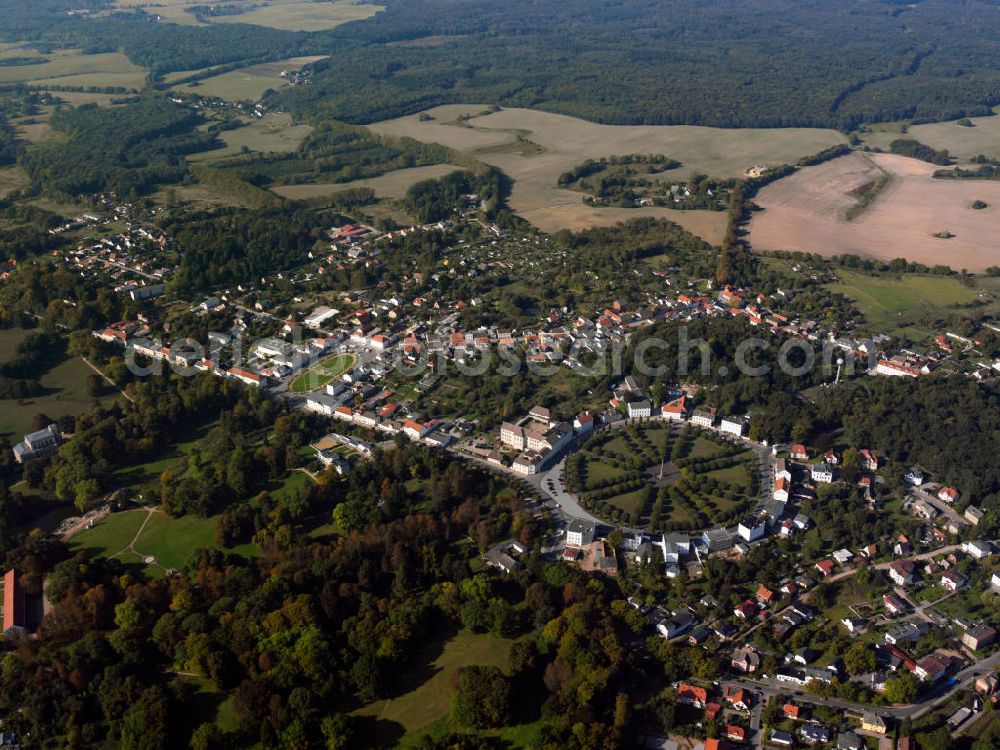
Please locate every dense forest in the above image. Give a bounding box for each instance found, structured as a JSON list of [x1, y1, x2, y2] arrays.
[[162, 206, 327, 289], [269, 0, 1000, 129], [6, 1, 1000, 129], [0, 115, 17, 167], [403, 168, 506, 223], [0, 0, 316, 75], [20, 99, 218, 199], [0, 360, 677, 749]]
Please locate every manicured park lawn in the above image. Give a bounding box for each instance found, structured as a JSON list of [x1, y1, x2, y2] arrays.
[[601, 435, 635, 459], [264, 468, 314, 503], [289, 353, 355, 393], [577, 424, 757, 529], [584, 459, 629, 486], [643, 425, 672, 453], [69, 509, 148, 558], [604, 487, 649, 516], [0, 329, 122, 440], [114, 420, 218, 489], [689, 436, 725, 459], [71, 508, 259, 575], [352, 629, 514, 738], [133, 512, 218, 569], [705, 461, 750, 489]]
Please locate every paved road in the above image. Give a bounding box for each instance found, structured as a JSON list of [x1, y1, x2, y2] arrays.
[[453, 442, 602, 525], [749, 694, 763, 747], [911, 486, 968, 530], [731, 639, 1000, 724], [529, 454, 602, 524], [871, 543, 961, 570]]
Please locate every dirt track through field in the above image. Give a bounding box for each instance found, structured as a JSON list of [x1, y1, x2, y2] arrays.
[[748, 152, 1000, 271]]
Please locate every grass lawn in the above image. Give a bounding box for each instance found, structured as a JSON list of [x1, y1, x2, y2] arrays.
[[642, 425, 672, 453], [584, 459, 628, 486], [263, 469, 314, 504], [605, 487, 650, 516], [825, 270, 979, 331], [707, 492, 744, 515], [400, 717, 546, 750], [705, 461, 750, 489], [352, 629, 514, 740], [578, 424, 755, 528], [689, 436, 724, 459], [0, 331, 122, 440], [71, 508, 259, 576], [113, 420, 218, 489], [662, 499, 699, 527], [69, 509, 148, 558], [135, 512, 235, 570], [289, 353, 355, 393], [601, 435, 636, 460]]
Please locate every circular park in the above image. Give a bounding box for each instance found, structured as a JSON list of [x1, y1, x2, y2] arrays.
[[563, 422, 762, 531], [288, 353, 356, 393]]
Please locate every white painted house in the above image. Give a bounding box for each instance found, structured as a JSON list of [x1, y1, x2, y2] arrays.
[[720, 416, 746, 436]]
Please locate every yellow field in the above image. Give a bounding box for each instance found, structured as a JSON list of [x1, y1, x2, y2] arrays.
[[173, 56, 327, 102], [860, 107, 1000, 161], [113, 0, 382, 31], [370, 105, 847, 237], [0, 49, 146, 90], [272, 164, 463, 200]]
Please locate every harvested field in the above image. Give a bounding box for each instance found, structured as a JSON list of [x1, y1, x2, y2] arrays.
[[517, 201, 728, 244], [209, 0, 382, 30], [272, 164, 464, 201], [748, 152, 1000, 272], [112, 0, 382, 30], [370, 105, 845, 238]]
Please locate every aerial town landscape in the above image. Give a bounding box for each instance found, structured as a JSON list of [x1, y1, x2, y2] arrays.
[[2, 1, 1000, 749]]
